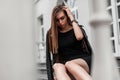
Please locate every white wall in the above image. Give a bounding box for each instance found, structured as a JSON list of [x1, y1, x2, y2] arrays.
[[35, 0, 57, 35], [0, 0, 36, 80], [76, 0, 92, 42]]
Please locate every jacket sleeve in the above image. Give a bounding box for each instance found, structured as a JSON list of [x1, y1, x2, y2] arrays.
[[79, 25, 93, 54], [46, 31, 54, 80]]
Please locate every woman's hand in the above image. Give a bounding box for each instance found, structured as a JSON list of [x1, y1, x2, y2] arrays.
[[62, 6, 75, 21]]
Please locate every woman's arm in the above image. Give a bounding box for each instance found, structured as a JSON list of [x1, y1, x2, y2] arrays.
[[71, 19, 83, 40], [63, 6, 83, 40]]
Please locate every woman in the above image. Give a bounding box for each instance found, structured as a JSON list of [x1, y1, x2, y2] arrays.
[[46, 5, 92, 80]]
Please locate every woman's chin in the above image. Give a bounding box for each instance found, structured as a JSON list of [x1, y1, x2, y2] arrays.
[[59, 25, 64, 28]]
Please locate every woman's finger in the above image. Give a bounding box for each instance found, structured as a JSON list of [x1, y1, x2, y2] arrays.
[[62, 6, 70, 11], [63, 6, 72, 13]]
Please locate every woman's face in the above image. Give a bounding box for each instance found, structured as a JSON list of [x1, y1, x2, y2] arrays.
[[55, 11, 68, 28]]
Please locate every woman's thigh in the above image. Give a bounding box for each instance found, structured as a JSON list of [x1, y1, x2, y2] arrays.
[[65, 60, 92, 80], [70, 58, 89, 72]]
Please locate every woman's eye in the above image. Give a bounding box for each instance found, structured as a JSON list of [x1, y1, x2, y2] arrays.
[[56, 20, 58, 22], [56, 19, 59, 22], [56, 16, 65, 22], [61, 17, 64, 20]]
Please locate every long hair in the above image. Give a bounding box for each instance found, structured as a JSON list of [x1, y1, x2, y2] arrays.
[[48, 5, 71, 54]]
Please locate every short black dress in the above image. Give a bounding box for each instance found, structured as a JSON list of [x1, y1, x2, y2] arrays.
[[58, 28, 92, 70]]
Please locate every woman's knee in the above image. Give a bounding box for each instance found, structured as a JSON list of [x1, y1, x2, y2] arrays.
[[65, 60, 89, 73], [65, 61, 75, 70], [53, 63, 65, 70], [65, 60, 86, 71]]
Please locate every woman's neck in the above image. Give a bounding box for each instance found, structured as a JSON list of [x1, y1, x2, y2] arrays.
[[59, 24, 72, 33]]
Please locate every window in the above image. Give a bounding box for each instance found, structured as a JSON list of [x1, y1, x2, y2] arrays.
[[108, 9, 112, 16], [107, 0, 111, 6], [38, 15, 44, 44], [118, 5, 120, 19], [106, 0, 120, 57], [38, 15, 43, 26], [110, 24, 114, 37], [63, 0, 75, 8], [63, 0, 78, 21], [119, 22, 120, 31], [41, 27, 44, 44], [112, 40, 116, 53], [107, 0, 116, 53], [37, 14, 46, 63], [116, 0, 120, 44]]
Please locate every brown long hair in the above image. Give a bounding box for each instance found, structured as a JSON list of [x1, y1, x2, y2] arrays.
[[48, 5, 71, 54]]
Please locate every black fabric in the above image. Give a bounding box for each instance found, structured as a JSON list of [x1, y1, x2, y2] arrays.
[[58, 25, 92, 69], [46, 25, 93, 80], [46, 32, 54, 80], [79, 25, 93, 71], [80, 25, 93, 55], [80, 25, 93, 71]]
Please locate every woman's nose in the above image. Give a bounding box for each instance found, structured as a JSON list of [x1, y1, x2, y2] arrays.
[[59, 20, 62, 24]]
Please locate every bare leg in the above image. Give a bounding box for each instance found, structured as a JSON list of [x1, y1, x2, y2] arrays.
[[71, 58, 89, 73], [53, 63, 71, 80], [65, 59, 92, 80]]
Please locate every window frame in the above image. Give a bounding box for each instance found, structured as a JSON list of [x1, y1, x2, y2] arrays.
[[107, 0, 120, 57]]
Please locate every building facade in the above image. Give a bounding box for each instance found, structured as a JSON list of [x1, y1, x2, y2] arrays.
[[34, 0, 58, 80]]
